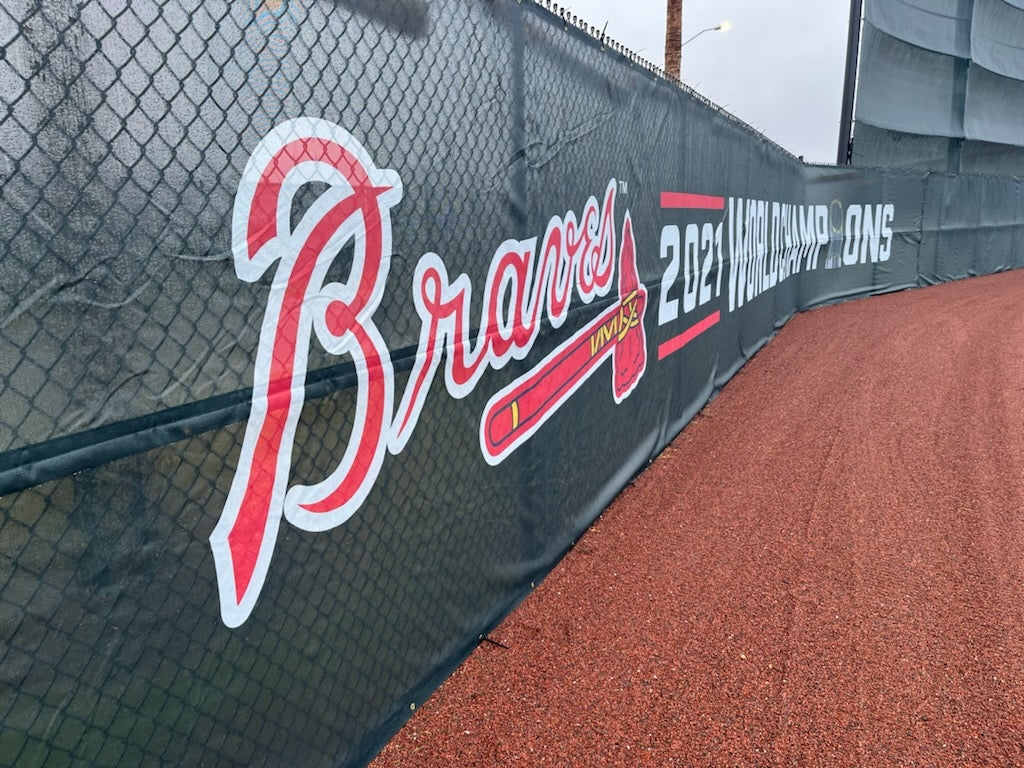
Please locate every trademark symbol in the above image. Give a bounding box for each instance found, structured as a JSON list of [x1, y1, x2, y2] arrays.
[[618, 179, 629, 196]]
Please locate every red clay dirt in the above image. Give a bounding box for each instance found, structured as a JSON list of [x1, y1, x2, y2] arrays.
[[370, 270, 1024, 767]]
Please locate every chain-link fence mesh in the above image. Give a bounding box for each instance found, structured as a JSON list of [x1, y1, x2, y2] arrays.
[[0, 0, 516, 455], [0, 2, 690, 765], [7, 2, 1024, 767]]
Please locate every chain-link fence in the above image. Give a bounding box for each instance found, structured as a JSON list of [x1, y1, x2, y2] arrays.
[[6, 2, 1024, 767], [1, 2, 691, 764]]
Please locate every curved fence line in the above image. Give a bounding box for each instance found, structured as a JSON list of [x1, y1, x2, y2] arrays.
[[2, 2, 1024, 766]]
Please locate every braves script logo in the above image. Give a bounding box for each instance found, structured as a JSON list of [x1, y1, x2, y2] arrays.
[[211, 118, 647, 626]]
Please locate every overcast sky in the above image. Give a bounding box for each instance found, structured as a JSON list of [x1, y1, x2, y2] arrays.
[[561, 0, 854, 164]]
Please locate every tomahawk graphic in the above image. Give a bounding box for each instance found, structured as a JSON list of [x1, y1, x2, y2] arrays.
[[480, 214, 648, 463]]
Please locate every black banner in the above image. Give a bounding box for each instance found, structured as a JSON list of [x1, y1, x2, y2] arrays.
[[4, 2, 1024, 766]]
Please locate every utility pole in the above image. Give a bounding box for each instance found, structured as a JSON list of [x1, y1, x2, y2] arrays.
[[665, 0, 682, 79]]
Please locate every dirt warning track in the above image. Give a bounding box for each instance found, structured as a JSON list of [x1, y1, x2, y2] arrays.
[[372, 270, 1024, 767]]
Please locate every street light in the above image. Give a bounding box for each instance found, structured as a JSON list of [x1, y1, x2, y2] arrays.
[[683, 20, 731, 48], [666, 11, 731, 79]]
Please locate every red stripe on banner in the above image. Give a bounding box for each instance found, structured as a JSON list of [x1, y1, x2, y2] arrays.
[[657, 311, 721, 361], [660, 191, 726, 210]]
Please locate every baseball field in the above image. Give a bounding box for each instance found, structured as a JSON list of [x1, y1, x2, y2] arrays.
[[372, 268, 1024, 766]]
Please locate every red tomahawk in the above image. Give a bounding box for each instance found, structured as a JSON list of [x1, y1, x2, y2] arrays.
[[481, 214, 648, 464]]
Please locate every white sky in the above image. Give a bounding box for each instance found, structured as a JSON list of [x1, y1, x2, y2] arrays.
[[560, 0, 853, 164]]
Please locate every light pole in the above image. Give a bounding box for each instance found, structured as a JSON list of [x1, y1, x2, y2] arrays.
[[837, 0, 863, 165], [665, 0, 683, 79], [665, 4, 731, 80]]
